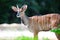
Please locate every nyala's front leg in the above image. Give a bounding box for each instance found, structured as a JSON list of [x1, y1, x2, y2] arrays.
[[34, 31, 38, 40]]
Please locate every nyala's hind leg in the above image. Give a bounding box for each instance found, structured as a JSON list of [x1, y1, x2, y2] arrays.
[[55, 33, 60, 40]]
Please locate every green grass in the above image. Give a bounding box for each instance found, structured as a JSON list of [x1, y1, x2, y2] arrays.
[[14, 36, 49, 40], [42, 37, 49, 40], [15, 36, 33, 40]]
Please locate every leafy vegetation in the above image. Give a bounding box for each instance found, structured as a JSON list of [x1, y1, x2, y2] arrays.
[[50, 28, 60, 34]]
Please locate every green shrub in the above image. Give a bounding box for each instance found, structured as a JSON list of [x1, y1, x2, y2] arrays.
[[50, 28, 60, 34]]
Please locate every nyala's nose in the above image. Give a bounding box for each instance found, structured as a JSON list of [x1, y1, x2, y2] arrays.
[[16, 13, 20, 18]]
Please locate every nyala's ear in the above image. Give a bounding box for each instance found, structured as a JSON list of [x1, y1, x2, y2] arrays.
[[12, 6, 18, 12], [20, 5, 27, 12]]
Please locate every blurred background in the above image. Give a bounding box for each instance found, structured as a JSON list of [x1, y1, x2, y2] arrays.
[[0, 0, 60, 24]]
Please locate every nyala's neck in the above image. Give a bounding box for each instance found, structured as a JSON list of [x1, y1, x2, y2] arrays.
[[21, 13, 29, 25]]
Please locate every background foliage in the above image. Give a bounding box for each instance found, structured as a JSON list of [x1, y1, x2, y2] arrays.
[[0, 0, 60, 24]]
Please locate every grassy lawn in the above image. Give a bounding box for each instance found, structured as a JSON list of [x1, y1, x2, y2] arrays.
[[14, 36, 49, 40], [15, 36, 33, 40]]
